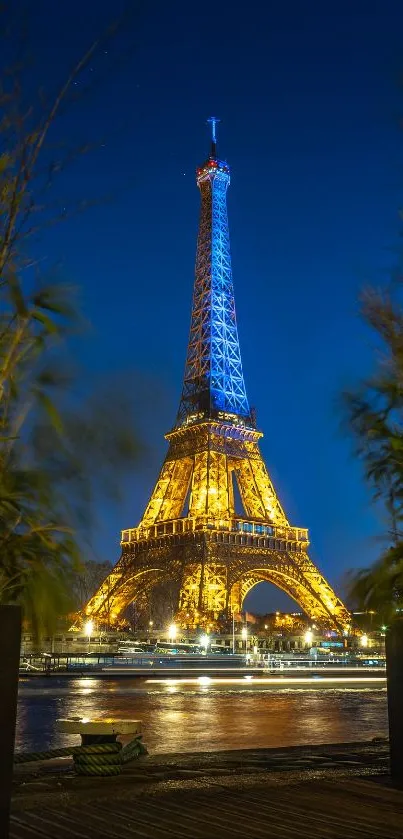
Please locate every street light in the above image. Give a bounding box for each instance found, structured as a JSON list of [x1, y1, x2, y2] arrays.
[[241, 626, 248, 658], [304, 629, 313, 646], [360, 634, 369, 648], [168, 623, 177, 644], [84, 619, 94, 653], [200, 634, 209, 652]]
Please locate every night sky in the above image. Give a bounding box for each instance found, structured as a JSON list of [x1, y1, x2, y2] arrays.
[[19, 1, 403, 612]]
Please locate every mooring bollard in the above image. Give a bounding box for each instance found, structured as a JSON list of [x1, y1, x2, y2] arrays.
[[56, 718, 145, 776]]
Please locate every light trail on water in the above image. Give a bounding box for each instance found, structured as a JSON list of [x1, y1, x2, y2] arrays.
[[147, 676, 386, 687]]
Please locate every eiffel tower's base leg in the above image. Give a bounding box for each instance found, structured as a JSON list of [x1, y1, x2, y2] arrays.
[[177, 563, 229, 630], [230, 581, 243, 616]]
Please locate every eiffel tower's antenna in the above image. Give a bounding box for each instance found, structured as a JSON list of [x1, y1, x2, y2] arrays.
[[207, 116, 220, 156]]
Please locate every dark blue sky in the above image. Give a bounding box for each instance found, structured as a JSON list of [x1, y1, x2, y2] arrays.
[[23, 1, 403, 611]]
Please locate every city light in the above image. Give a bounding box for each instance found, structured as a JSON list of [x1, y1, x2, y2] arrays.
[[84, 619, 94, 654], [241, 627, 247, 640], [360, 634, 369, 648], [200, 634, 210, 650], [84, 620, 94, 638], [149, 620, 154, 628], [168, 623, 177, 642], [304, 630, 313, 645]]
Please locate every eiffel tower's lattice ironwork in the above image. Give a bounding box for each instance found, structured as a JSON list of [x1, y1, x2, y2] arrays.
[[177, 141, 249, 424], [85, 120, 350, 632]]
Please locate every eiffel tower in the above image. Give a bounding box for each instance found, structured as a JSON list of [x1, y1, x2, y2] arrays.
[[85, 119, 350, 632]]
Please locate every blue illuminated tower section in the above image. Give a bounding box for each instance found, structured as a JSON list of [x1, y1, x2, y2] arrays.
[[176, 118, 251, 427]]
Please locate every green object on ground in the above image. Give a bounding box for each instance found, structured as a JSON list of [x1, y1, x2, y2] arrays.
[[14, 735, 147, 776]]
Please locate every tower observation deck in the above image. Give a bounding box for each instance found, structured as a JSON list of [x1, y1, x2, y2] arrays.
[[84, 120, 351, 633]]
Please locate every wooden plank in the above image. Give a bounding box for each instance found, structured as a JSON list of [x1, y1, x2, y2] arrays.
[[9, 815, 51, 838], [147, 795, 272, 839], [256, 789, 393, 837], [226, 792, 362, 839], [106, 800, 196, 839], [9, 777, 403, 839], [37, 809, 123, 839], [13, 811, 90, 839], [82, 803, 151, 839]]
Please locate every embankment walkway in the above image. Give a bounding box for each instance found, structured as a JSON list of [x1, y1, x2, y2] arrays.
[[10, 740, 403, 838]]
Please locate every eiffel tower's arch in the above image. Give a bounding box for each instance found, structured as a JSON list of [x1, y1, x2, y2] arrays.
[[87, 567, 169, 625], [230, 567, 344, 627]]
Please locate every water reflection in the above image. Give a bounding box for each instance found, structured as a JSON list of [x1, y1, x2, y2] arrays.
[[16, 678, 388, 754]]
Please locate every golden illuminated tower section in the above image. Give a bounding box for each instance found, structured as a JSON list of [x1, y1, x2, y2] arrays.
[[85, 120, 350, 632]]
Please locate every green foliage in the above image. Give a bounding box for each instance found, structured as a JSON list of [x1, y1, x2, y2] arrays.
[[0, 281, 142, 636], [345, 550, 403, 624], [0, 20, 141, 636], [72, 560, 114, 610], [344, 289, 403, 620]]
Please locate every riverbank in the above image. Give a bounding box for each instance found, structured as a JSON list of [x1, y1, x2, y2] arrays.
[[11, 740, 401, 838]]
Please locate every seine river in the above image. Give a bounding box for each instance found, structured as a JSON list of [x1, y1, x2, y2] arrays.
[[16, 677, 388, 753]]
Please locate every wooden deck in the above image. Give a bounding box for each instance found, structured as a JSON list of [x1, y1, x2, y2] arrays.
[[9, 777, 403, 838]]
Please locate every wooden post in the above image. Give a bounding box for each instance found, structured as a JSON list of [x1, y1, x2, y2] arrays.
[[0, 605, 21, 838], [386, 619, 403, 786]]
